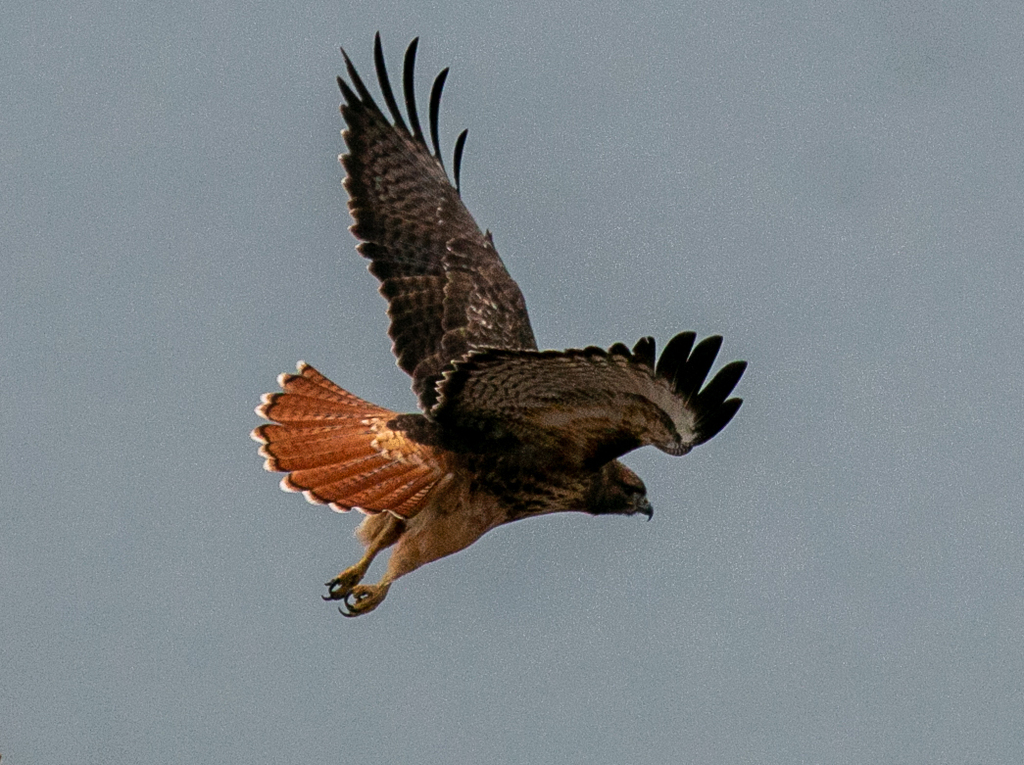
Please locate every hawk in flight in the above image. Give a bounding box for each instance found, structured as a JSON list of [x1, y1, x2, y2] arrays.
[[253, 36, 747, 616]]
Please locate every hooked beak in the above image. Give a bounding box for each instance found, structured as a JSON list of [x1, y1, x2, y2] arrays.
[[634, 495, 653, 521]]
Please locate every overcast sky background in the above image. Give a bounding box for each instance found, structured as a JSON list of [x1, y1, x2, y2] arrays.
[[3, 1, 1023, 763]]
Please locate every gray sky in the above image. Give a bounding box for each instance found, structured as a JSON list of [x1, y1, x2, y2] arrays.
[[4, 1, 1023, 763]]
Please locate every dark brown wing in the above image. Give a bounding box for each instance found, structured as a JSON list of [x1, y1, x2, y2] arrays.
[[338, 35, 537, 410], [432, 333, 746, 470]]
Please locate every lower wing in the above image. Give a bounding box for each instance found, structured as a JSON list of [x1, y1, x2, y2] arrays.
[[431, 333, 746, 468]]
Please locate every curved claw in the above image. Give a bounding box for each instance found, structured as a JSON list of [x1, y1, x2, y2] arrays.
[[337, 583, 390, 617], [339, 590, 362, 617], [323, 581, 347, 601], [323, 568, 363, 601]]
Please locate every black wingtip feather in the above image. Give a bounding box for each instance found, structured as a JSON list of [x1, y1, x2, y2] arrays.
[[374, 33, 408, 134], [342, 37, 470, 194], [695, 397, 743, 445], [632, 336, 656, 369], [608, 342, 631, 357], [403, 38, 424, 144], [655, 331, 696, 379], [337, 75, 357, 104], [343, 48, 378, 111], [429, 67, 450, 165], [696, 360, 747, 411], [674, 335, 723, 399], [453, 129, 468, 194], [653, 333, 746, 446]]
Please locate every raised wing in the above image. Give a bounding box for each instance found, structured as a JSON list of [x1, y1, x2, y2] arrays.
[[338, 35, 537, 410], [431, 333, 746, 469]]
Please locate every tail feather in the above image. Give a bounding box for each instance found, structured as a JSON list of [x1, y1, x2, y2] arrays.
[[271, 443, 380, 474], [257, 430, 381, 471], [285, 453, 412, 496], [256, 393, 372, 424], [354, 468, 438, 513], [252, 362, 444, 518], [307, 461, 438, 513], [253, 423, 373, 449], [279, 361, 356, 399]]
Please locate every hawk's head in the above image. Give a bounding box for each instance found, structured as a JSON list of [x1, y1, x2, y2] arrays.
[[587, 460, 652, 520]]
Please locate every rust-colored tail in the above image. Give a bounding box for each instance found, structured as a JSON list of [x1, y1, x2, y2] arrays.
[[252, 362, 443, 517]]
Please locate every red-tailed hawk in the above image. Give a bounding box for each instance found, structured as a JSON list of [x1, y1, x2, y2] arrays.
[[253, 36, 747, 616]]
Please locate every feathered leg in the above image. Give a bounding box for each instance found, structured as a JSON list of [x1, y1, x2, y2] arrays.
[[323, 513, 403, 615]]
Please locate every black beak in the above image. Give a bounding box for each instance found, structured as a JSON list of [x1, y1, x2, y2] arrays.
[[634, 496, 653, 521]]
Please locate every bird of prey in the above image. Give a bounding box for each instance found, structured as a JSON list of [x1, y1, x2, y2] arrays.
[[253, 35, 747, 616]]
